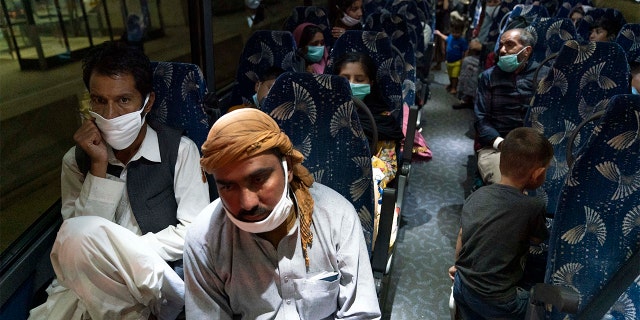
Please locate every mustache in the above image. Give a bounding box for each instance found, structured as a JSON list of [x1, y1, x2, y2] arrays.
[[237, 206, 271, 222]]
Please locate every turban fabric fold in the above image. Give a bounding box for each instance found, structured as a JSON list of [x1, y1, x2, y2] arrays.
[[201, 108, 315, 266]]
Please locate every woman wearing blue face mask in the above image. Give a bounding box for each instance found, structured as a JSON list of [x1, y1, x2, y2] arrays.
[[293, 23, 328, 74], [333, 52, 404, 153]]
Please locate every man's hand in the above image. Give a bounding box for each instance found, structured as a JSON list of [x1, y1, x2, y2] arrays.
[[73, 119, 108, 177], [448, 265, 457, 281]]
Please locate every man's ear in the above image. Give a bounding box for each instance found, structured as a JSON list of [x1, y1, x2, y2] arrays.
[[144, 92, 155, 114], [285, 156, 294, 183], [254, 81, 261, 93], [531, 166, 546, 183]]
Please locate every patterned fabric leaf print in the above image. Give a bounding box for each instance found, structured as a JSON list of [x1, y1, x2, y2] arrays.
[[606, 293, 637, 320], [154, 99, 169, 124], [551, 262, 583, 293], [622, 205, 640, 237], [362, 32, 386, 53], [579, 62, 617, 90], [529, 106, 547, 132], [244, 70, 259, 84], [269, 82, 317, 124], [566, 41, 596, 64], [248, 42, 274, 65], [578, 97, 609, 121], [350, 156, 372, 202], [390, 29, 405, 41], [153, 62, 174, 88], [330, 101, 357, 138], [537, 68, 568, 95], [620, 28, 640, 51], [595, 161, 640, 200], [358, 205, 373, 248], [313, 74, 333, 90], [312, 169, 325, 185], [181, 70, 200, 101], [550, 156, 569, 180], [271, 31, 284, 46], [546, 20, 574, 41], [281, 52, 297, 71], [607, 110, 640, 150], [548, 120, 578, 146], [561, 206, 607, 246], [294, 134, 313, 159]]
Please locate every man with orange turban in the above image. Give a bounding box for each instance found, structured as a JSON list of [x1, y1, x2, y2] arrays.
[[184, 108, 381, 319]]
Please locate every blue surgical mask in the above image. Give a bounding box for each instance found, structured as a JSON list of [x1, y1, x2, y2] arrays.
[[497, 47, 528, 73], [306, 46, 325, 63], [252, 93, 260, 107], [350, 83, 371, 100], [633, 86, 639, 95]]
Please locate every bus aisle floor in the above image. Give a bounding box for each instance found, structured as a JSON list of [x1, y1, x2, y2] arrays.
[[382, 62, 476, 319]]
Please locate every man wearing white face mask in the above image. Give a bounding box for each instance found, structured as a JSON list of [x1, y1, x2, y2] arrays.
[[184, 108, 381, 319], [474, 28, 547, 185], [29, 41, 210, 320]]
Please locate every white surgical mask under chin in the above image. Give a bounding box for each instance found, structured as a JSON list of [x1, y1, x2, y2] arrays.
[[224, 158, 293, 234], [341, 14, 360, 27], [89, 94, 150, 150]]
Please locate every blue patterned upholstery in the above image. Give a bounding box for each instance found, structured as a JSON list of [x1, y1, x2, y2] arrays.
[[616, 23, 640, 65], [574, 8, 626, 43], [363, 0, 389, 17], [327, 30, 403, 118], [526, 40, 630, 216], [388, 0, 427, 61], [231, 30, 301, 108], [506, 4, 549, 26], [554, 0, 594, 19], [364, 11, 418, 108], [545, 94, 640, 320], [282, 6, 333, 48], [525, 17, 577, 64], [149, 61, 211, 151], [258, 72, 375, 252]]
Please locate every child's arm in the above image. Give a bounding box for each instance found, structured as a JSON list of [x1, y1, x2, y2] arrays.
[[449, 227, 463, 281], [433, 29, 448, 41]]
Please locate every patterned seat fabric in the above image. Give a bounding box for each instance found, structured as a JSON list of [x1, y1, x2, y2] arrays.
[[526, 40, 630, 216], [545, 94, 640, 320], [282, 6, 333, 48], [229, 30, 301, 109], [326, 30, 404, 119], [363, 0, 389, 17], [616, 23, 640, 65], [504, 4, 549, 27], [525, 17, 577, 64], [388, 0, 427, 62], [258, 72, 375, 252], [149, 61, 211, 151], [574, 8, 626, 43], [364, 11, 418, 108]]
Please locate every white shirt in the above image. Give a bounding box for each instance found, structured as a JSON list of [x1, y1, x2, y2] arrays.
[[60, 125, 210, 261]]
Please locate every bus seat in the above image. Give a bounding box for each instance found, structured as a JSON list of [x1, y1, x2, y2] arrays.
[[257, 72, 376, 253], [499, 4, 549, 35], [574, 8, 626, 43], [537, 94, 640, 319], [553, 0, 594, 20], [525, 40, 629, 217], [615, 23, 640, 65], [282, 6, 333, 48], [363, 0, 388, 17], [525, 17, 576, 64], [226, 30, 302, 112], [387, 0, 430, 81]]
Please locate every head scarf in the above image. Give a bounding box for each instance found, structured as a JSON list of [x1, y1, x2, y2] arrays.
[[201, 108, 315, 266], [293, 23, 329, 74]]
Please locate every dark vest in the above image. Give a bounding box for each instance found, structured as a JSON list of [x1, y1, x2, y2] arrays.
[[75, 123, 182, 234]]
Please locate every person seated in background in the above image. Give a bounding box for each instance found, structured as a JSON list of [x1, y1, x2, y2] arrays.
[[589, 16, 623, 42], [475, 28, 545, 185], [434, 20, 469, 95], [184, 108, 381, 319], [29, 41, 210, 320], [330, 0, 363, 39], [293, 23, 328, 74], [333, 52, 405, 187], [568, 5, 585, 27], [227, 66, 284, 113], [450, 127, 552, 320]]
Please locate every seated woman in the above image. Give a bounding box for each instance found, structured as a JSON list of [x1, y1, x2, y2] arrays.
[[589, 16, 623, 42], [330, 0, 363, 39], [333, 52, 404, 189], [293, 23, 328, 74]]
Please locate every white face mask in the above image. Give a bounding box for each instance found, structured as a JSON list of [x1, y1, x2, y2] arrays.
[[341, 14, 361, 27], [89, 94, 149, 150], [225, 158, 293, 234]]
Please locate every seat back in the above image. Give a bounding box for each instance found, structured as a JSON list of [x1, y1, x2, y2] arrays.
[[525, 17, 577, 64], [326, 30, 404, 118], [501, 4, 549, 31], [149, 61, 211, 151], [615, 23, 640, 65], [544, 94, 640, 320], [282, 6, 333, 48], [526, 40, 630, 216], [230, 30, 301, 109], [387, 0, 427, 60], [574, 8, 626, 43], [363, 0, 389, 18], [258, 72, 375, 252]]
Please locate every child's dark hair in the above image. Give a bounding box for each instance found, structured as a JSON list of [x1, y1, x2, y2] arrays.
[[499, 127, 553, 179], [82, 41, 153, 97], [298, 24, 324, 48], [259, 66, 285, 82], [450, 20, 466, 34], [591, 16, 623, 41], [333, 52, 377, 82]]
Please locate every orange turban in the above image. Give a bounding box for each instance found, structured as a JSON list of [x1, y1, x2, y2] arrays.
[[201, 108, 315, 266]]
